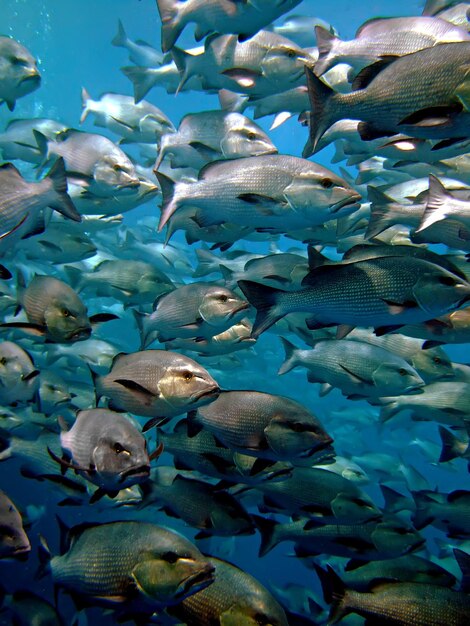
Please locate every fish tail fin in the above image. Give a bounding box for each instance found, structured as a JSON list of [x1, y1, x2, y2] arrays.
[[156, 0, 184, 52], [33, 129, 51, 172], [79, 87, 92, 124], [438, 425, 466, 463], [315, 564, 350, 624], [35, 535, 51, 579], [379, 400, 400, 423], [171, 46, 193, 95], [155, 171, 179, 232], [252, 515, 280, 557], [111, 19, 127, 48], [133, 309, 154, 349], [365, 186, 397, 239], [415, 175, 450, 232], [0, 427, 12, 461], [454, 548, 470, 594], [411, 490, 437, 529], [153, 133, 171, 172], [277, 337, 300, 375], [63, 265, 84, 291], [303, 66, 337, 157], [313, 25, 339, 76], [192, 247, 216, 278], [46, 157, 82, 223], [237, 280, 286, 339], [218, 264, 236, 288], [121, 66, 157, 103], [218, 88, 247, 112], [380, 485, 409, 515]]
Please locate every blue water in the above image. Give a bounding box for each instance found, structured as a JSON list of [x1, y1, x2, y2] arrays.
[[0, 0, 468, 624]]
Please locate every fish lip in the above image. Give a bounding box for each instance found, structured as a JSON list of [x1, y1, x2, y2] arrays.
[[193, 386, 221, 402], [12, 544, 31, 559], [20, 73, 40, 84], [229, 301, 250, 318], [176, 565, 215, 599], [119, 464, 151, 481], [330, 195, 361, 214], [118, 179, 140, 190], [68, 327, 92, 341]]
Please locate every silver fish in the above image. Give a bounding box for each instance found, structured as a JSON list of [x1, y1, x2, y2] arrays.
[[0, 36, 40, 110], [0, 489, 30, 559], [0, 340, 39, 406]]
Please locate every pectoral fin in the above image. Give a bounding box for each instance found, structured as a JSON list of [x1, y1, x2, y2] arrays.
[[339, 363, 372, 385]]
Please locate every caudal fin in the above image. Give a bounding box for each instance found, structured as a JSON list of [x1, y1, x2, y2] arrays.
[[46, 158, 82, 222], [121, 66, 158, 103], [79, 87, 92, 124], [314, 564, 350, 625], [313, 25, 339, 76], [416, 175, 451, 233], [365, 186, 399, 239], [439, 425, 467, 463], [252, 515, 280, 557], [277, 337, 300, 375], [156, 171, 178, 232], [156, 0, 184, 52], [237, 280, 286, 339], [302, 66, 337, 157], [112, 19, 127, 48]]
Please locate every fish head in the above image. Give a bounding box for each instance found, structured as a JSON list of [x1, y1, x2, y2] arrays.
[[158, 361, 220, 410], [371, 362, 425, 395], [94, 155, 140, 194], [0, 38, 40, 99], [262, 41, 311, 85], [0, 492, 31, 559], [131, 549, 215, 606], [44, 292, 91, 343], [265, 411, 333, 460], [39, 372, 72, 410], [372, 521, 425, 557], [411, 347, 454, 382], [198, 287, 250, 328], [219, 603, 288, 626], [221, 116, 277, 158], [331, 492, 383, 524], [92, 422, 150, 488], [412, 266, 470, 316]]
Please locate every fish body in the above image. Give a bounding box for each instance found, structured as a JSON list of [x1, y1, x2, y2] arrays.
[[111, 19, 164, 66], [0, 118, 68, 163], [59, 409, 151, 494], [95, 349, 220, 418], [157, 155, 361, 233], [239, 254, 470, 338], [0, 590, 64, 626], [0, 36, 40, 110], [305, 42, 470, 155], [49, 521, 215, 609], [137, 282, 249, 346], [156, 0, 302, 52], [188, 390, 333, 462], [18, 222, 96, 264], [412, 489, 470, 536], [0, 489, 30, 559], [0, 340, 39, 405], [168, 556, 289, 626], [165, 319, 255, 356], [155, 109, 276, 170]]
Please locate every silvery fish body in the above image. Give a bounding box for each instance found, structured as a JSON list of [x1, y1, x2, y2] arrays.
[[0, 340, 39, 406], [156, 0, 302, 52], [0, 36, 40, 110], [59, 408, 151, 493], [111, 19, 164, 66], [157, 155, 361, 233], [80, 89, 175, 145], [155, 110, 276, 170], [0, 118, 68, 163], [95, 349, 220, 418], [50, 521, 215, 608]]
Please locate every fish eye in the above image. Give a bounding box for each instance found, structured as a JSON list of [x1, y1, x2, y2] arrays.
[[0, 357, 7, 365], [113, 442, 125, 454], [432, 356, 442, 364], [321, 178, 334, 189], [10, 56, 26, 66], [217, 294, 228, 302], [113, 164, 123, 172], [161, 551, 179, 563], [398, 368, 408, 376], [438, 276, 457, 286], [247, 131, 257, 140], [285, 48, 297, 58], [254, 614, 270, 625], [182, 371, 194, 382], [62, 308, 71, 317]]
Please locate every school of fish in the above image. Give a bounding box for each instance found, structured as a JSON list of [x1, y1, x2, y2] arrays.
[[0, 0, 469, 624]]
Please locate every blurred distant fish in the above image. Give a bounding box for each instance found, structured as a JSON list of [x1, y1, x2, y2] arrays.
[[111, 19, 164, 66], [156, 0, 303, 52], [0, 340, 39, 406], [269, 14, 338, 48], [0, 118, 68, 164], [423, 0, 465, 16], [0, 590, 64, 626], [0, 36, 40, 110]]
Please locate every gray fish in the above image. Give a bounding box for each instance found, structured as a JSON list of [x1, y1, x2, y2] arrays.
[[156, 0, 302, 52], [423, 0, 465, 16], [0, 340, 39, 406], [0, 159, 81, 247], [0, 36, 40, 110], [305, 42, 470, 155], [270, 14, 338, 48], [168, 556, 289, 626], [220, 252, 309, 290], [317, 565, 470, 626], [314, 16, 470, 77], [0, 118, 68, 164], [165, 319, 256, 357], [154, 109, 276, 170], [34, 129, 140, 197], [238, 254, 470, 338], [80, 88, 175, 145], [412, 489, 470, 537], [56, 409, 154, 500], [111, 19, 164, 66], [417, 174, 470, 232], [17, 222, 97, 264], [136, 282, 249, 347], [0, 590, 64, 626], [278, 337, 425, 399], [0, 489, 30, 559], [187, 390, 333, 463], [94, 349, 220, 420], [157, 155, 361, 233], [46, 520, 215, 609], [38, 370, 73, 416]]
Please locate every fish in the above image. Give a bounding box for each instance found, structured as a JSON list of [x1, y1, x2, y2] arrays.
[[16, 222, 97, 264], [53, 409, 157, 501], [304, 42, 470, 155], [0, 36, 40, 110], [156, 0, 303, 52], [111, 19, 164, 66], [37, 370, 73, 416], [157, 155, 361, 233], [135, 282, 249, 347], [154, 109, 277, 171], [0, 489, 30, 559], [187, 390, 333, 463], [165, 319, 256, 357], [167, 556, 289, 626], [43, 520, 215, 612], [412, 489, 470, 537], [93, 349, 220, 421], [0, 340, 40, 406], [316, 564, 470, 625], [417, 174, 470, 232], [0, 590, 64, 625], [0, 118, 68, 164]]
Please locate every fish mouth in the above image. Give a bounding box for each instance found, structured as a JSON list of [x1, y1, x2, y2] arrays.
[[330, 195, 361, 214], [118, 179, 140, 190], [12, 544, 31, 560], [68, 327, 92, 342], [175, 565, 215, 599], [193, 386, 221, 402], [229, 301, 250, 318], [120, 464, 151, 481], [20, 73, 40, 84]]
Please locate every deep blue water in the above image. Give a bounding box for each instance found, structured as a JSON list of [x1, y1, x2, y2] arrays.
[[0, 1, 469, 624]]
